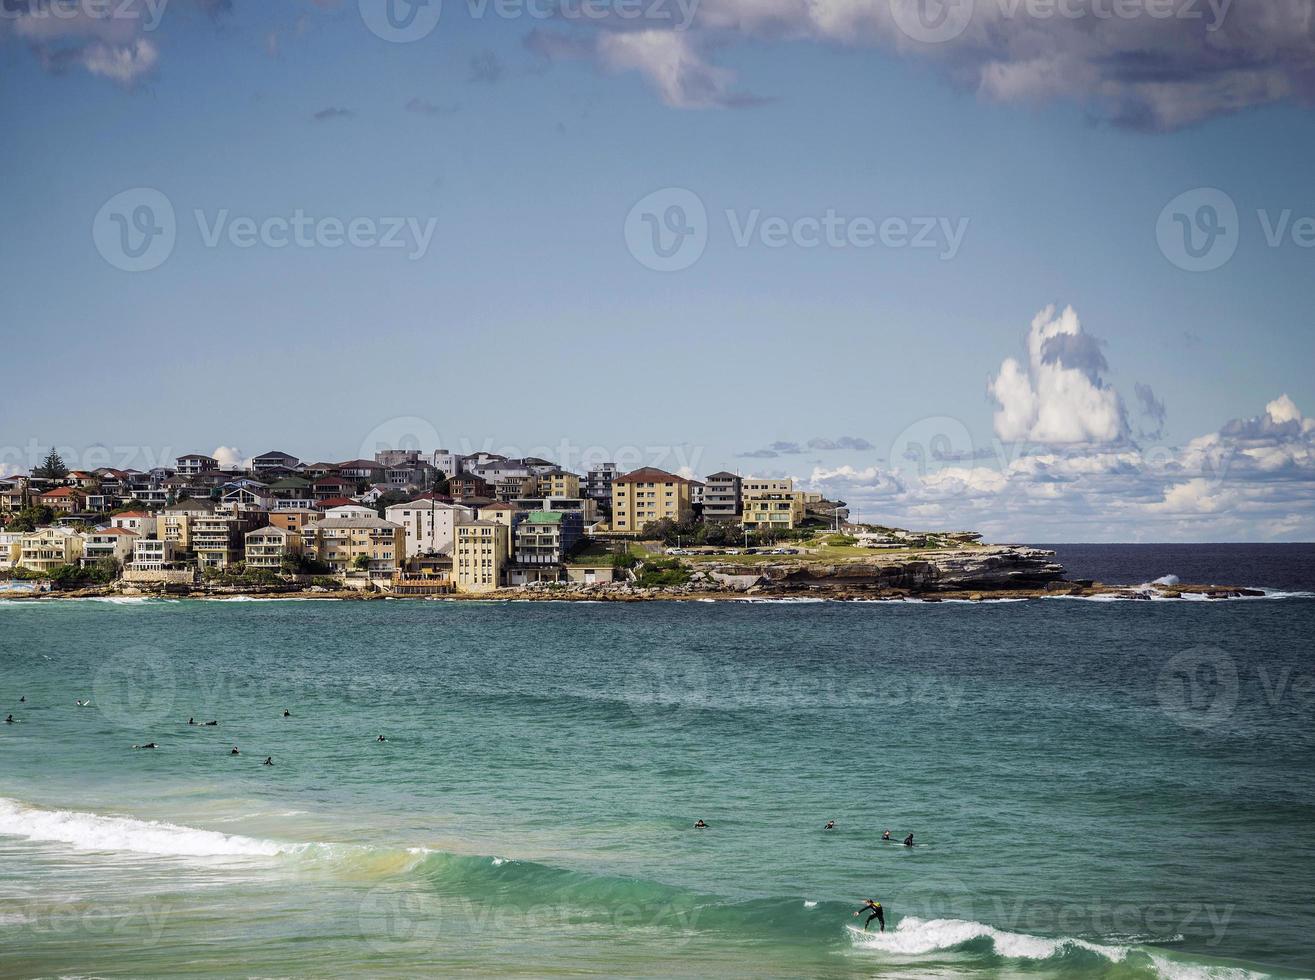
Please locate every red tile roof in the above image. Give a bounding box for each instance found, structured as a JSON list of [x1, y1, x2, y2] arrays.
[[40, 487, 83, 498], [315, 496, 358, 509], [612, 467, 688, 485], [115, 511, 150, 518]]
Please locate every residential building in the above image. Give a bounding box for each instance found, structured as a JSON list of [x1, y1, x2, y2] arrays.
[[267, 509, 320, 535], [0, 530, 25, 568], [192, 510, 268, 568], [689, 479, 705, 507], [220, 480, 275, 512], [158, 497, 216, 551], [18, 527, 83, 573], [453, 521, 508, 592], [252, 450, 300, 475], [493, 475, 536, 502], [175, 454, 219, 477], [373, 449, 421, 468], [81, 527, 138, 567], [585, 463, 618, 506], [38, 486, 85, 514], [313, 476, 353, 500], [742, 477, 794, 495], [130, 538, 181, 570], [432, 450, 461, 478], [475, 502, 517, 556], [448, 475, 493, 499], [703, 472, 742, 521], [244, 525, 302, 570], [385, 496, 474, 557], [513, 511, 583, 566], [543, 471, 581, 498], [609, 468, 693, 535], [336, 459, 385, 483], [0, 477, 30, 513], [111, 511, 157, 538], [741, 489, 807, 530], [324, 503, 378, 520], [302, 517, 404, 574]]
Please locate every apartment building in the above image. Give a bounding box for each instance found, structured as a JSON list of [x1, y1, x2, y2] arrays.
[[175, 454, 218, 477], [81, 527, 138, 566], [158, 497, 217, 552], [384, 496, 474, 557], [513, 511, 583, 565], [609, 468, 692, 535], [543, 471, 581, 499], [192, 510, 268, 568], [453, 521, 509, 592], [244, 525, 302, 570], [703, 472, 742, 521], [18, 527, 83, 573], [302, 517, 403, 574]]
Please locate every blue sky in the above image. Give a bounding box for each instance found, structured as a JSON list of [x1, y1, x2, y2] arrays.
[[3, 0, 1314, 540]]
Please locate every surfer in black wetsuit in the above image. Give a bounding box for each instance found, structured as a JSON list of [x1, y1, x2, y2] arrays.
[[230, 747, 240, 755], [903, 833, 914, 847], [824, 820, 835, 830], [882, 829, 891, 841], [693, 819, 708, 829], [4, 714, 12, 724], [854, 899, 884, 931], [283, 710, 290, 717], [263, 756, 273, 766]]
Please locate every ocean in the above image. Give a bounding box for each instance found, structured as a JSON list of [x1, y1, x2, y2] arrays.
[[2, 544, 1313, 978]]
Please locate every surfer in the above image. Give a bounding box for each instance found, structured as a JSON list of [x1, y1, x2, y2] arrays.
[[283, 709, 290, 717], [18, 696, 24, 703], [133, 742, 158, 750], [693, 819, 708, 829], [903, 833, 914, 847], [376, 735, 388, 742], [4, 714, 12, 724], [188, 718, 196, 725], [882, 829, 891, 841], [205, 721, 218, 727], [854, 899, 885, 932], [230, 747, 240, 755], [824, 820, 835, 830], [263, 756, 274, 766]]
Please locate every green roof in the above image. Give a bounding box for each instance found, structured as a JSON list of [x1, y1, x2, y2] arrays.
[[526, 511, 564, 524]]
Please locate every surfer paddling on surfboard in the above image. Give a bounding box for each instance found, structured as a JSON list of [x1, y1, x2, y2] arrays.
[[853, 899, 885, 931]]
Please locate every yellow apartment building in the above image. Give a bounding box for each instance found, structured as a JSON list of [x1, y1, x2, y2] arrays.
[[609, 467, 693, 535], [453, 521, 509, 592]]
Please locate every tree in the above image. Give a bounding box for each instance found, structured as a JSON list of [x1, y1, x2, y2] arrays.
[[352, 554, 371, 571], [36, 450, 68, 481]]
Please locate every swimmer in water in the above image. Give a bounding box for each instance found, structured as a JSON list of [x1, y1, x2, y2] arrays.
[[188, 718, 196, 725], [903, 833, 914, 847], [283, 710, 290, 717], [263, 756, 273, 766], [693, 819, 708, 829], [882, 829, 891, 841], [824, 820, 835, 830], [4, 714, 13, 724], [205, 721, 218, 727], [133, 742, 158, 750], [376, 735, 387, 742], [230, 747, 240, 755]]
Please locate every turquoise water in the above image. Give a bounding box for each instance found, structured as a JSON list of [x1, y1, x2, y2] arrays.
[[2, 596, 1313, 977]]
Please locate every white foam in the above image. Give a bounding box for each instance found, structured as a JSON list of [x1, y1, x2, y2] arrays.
[[848, 916, 1128, 963], [1146, 954, 1273, 980], [0, 797, 295, 858], [1153, 575, 1181, 587], [803, 900, 818, 909]]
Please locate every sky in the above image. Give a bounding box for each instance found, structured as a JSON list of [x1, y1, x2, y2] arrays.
[[2, 0, 1314, 541]]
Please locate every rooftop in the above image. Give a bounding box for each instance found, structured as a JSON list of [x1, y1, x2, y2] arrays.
[[613, 467, 688, 485]]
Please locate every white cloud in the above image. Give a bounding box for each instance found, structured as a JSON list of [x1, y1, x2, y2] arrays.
[[211, 446, 245, 469], [989, 305, 1127, 445], [596, 29, 744, 109]]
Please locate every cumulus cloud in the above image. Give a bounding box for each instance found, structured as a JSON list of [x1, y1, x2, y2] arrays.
[[795, 394, 1315, 542], [211, 446, 245, 469], [989, 305, 1128, 445]]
